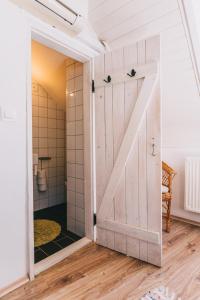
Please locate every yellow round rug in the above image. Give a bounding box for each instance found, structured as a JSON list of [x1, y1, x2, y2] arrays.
[[34, 219, 61, 247]]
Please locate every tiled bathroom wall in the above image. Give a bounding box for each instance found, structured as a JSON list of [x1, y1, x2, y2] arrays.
[[32, 79, 65, 211], [66, 59, 85, 237]]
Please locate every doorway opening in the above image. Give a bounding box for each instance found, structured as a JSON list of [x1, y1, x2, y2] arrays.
[[31, 39, 86, 263]]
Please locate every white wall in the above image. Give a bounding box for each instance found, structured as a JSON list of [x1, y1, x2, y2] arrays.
[[0, 0, 93, 293], [88, 0, 200, 222], [0, 0, 28, 290]]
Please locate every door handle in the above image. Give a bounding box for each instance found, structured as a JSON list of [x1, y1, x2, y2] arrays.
[[152, 137, 156, 157]]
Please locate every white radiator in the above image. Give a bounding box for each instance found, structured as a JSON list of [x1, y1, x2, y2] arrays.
[[185, 157, 200, 213]]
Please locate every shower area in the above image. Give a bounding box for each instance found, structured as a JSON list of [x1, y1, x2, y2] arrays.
[[32, 40, 85, 263]]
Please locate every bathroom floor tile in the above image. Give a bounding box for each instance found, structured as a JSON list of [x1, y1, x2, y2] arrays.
[[40, 242, 62, 255], [56, 237, 74, 248], [34, 249, 47, 263]]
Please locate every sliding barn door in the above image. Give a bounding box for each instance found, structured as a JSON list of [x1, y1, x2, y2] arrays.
[[94, 36, 162, 266]]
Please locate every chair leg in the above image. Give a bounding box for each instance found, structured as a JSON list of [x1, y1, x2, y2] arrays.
[[166, 200, 171, 233]]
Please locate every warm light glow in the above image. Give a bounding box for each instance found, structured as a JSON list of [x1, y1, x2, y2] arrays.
[[69, 93, 74, 97]]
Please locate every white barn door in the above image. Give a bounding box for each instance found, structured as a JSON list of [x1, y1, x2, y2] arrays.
[[94, 36, 162, 266]]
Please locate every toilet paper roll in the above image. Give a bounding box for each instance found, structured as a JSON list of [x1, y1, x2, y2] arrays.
[[37, 169, 46, 178], [38, 184, 47, 192], [38, 177, 46, 185]]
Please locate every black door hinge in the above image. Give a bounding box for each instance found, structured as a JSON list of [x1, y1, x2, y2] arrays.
[[92, 79, 95, 93], [93, 213, 96, 226]]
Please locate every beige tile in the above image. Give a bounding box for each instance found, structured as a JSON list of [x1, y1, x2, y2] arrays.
[[39, 148, 48, 157], [67, 106, 75, 122], [57, 119, 64, 129], [76, 207, 85, 223], [75, 75, 83, 91], [67, 217, 75, 232], [66, 64, 75, 80], [32, 116, 38, 127], [76, 105, 83, 121], [57, 166, 64, 177], [48, 167, 56, 178], [67, 177, 76, 191], [39, 107, 48, 118], [76, 193, 84, 209], [32, 106, 39, 117], [57, 138, 64, 148], [76, 150, 84, 164], [76, 120, 83, 135], [67, 163, 76, 177], [48, 128, 57, 138], [38, 85, 47, 97], [75, 221, 85, 237], [48, 118, 57, 129], [39, 117, 48, 128], [76, 178, 84, 194], [48, 148, 57, 158], [67, 94, 76, 107], [57, 129, 65, 139], [39, 138, 48, 148], [48, 138, 56, 148], [75, 62, 83, 77], [67, 79, 75, 94], [48, 98, 56, 109], [39, 128, 48, 138], [67, 136, 75, 149], [57, 157, 64, 167], [67, 191, 76, 204], [32, 95, 38, 106], [57, 148, 64, 158], [39, 96, 47, 107], [67, 150, 76, 163], [32, 127, 39, 138], [76, 164, 84, 179], [67, 203, 75, 218], [67, 122, 76, 135], [40, 198, 49, 210], [75, 90, 83, 106], [57, 110, 65, 120], [33, 137, 39, 148], [48, 108, 56, 119], [76, 135, 83, 150]]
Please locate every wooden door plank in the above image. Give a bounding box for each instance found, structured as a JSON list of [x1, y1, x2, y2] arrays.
[[104, 51, 115, 249], [112, 48, 126, 254], [124, 43, 140, 258], [146, 36, 162, 266], [137, 40, 148, 262], [94, 54, 107, 247]]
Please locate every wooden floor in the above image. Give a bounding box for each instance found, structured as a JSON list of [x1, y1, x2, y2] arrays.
[[3, 220, 200, 300]]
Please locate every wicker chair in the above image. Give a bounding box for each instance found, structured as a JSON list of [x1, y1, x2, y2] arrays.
[[162, 161, 176, 233]]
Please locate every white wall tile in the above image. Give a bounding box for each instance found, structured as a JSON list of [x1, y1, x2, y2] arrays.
[[48, 108, 56, 119], [75, 221, 85, 237], [67, 217, 76, 232], [76, 150, 84, 164], [76, 135, 83, 149], [39, 107, 47, 118], [67, 136, 76, 149], [39, 128, 48, 138], [76, 192, 84, 209], [76, 164, 84, 179], [76, 207, 85, 223], [39, 117, 48, 128], [67, 163, 76, 177], [48, 118, 57, 129], [75, 76, 83, 91], [76, 178, 84, 194], [67, 203, 75, 218], [67, 150, 76, 163], [67, 177, 76, 191], [67, 190, 76, 204], [39, 96, 47, 107], [75, 91, 83, 106], [76, 120, 83, 135], [76, 105, 83, 121], [67, 122, 76, 135]]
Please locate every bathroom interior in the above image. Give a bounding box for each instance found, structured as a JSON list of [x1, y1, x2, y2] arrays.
[[32, 40, 85, 263]]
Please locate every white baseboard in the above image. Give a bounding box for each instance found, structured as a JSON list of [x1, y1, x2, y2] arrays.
[[0, 276, 29, 298]]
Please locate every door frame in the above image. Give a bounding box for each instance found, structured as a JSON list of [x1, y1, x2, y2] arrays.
[[26, 16, 97, 280]]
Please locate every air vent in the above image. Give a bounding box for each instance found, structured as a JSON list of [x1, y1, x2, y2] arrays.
[[34, 0, 79, 25]]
